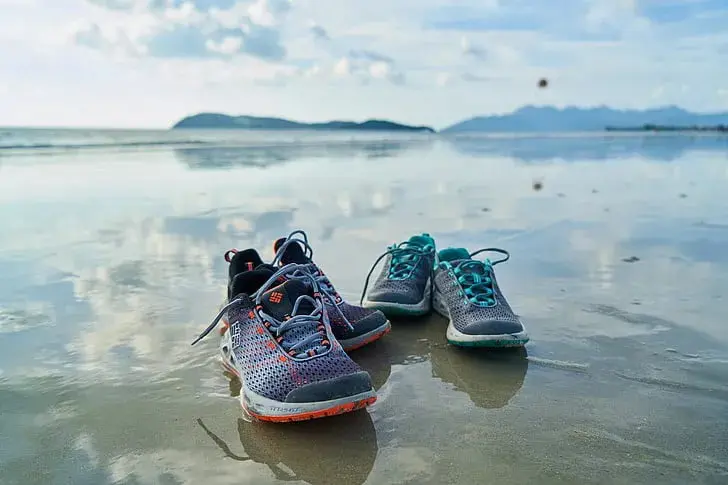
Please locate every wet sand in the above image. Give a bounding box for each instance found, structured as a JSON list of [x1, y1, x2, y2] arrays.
[[1, 132, 727, 484]]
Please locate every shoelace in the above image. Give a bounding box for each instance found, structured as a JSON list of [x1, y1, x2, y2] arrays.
[[190, 263, 331, 358], [359, 241, 435, 304], [446, 248, 510, 307], [272, 230, 352, 330]]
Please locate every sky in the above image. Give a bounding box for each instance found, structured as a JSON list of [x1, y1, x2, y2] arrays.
[[0, 0, 727, 129]]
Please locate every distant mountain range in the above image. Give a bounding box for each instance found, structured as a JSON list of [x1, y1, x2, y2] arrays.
[[442, 106, 728, 133], [172, 106, 728, 133], [173, 113, 435, 132]]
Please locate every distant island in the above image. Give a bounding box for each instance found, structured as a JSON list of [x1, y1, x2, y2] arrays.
[[172, 113, 435, 132], [442, 106, 728, 133], [172, 106, 728, 134], [606, 124, 728, 132]]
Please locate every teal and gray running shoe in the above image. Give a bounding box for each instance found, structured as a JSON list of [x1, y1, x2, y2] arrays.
[[360, 234, 436, 317], [432, 247, 529, 347]]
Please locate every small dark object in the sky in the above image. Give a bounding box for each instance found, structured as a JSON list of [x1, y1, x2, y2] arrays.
[[481, 207, 490, 212], [538, 78, 548, 88], [679, 193, 687, 198], [622, 256, 640, 263], [533, 180, 543, 191], [592, 189, 599, 194], [557, 192, 566, 198]]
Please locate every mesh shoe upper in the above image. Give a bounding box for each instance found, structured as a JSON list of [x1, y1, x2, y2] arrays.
[[364, 234, 436, 305], [433, 248, 523, 336], [225, 293, 366, 402], [198, 266, 371, 403]]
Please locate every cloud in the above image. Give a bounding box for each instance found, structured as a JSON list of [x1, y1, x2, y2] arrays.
[[74, 0, 290, 60], [247, 0, 291, 26], [205, 35, 243, 55], [85, 0, 137, 10], [310, 23, 330, 41], [333, 56, 353, 77], [435, 72, 450, 87], [460, 36, 487, 59], [73, 23, 107, 49], [332, 49, 405, 85], [461, 72, 491, 83], [349, 49, 394, 64], [369, 61, 405, 85]]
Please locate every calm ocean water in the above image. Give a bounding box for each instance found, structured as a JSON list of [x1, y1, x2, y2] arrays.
[[1, 129, 727, 485]]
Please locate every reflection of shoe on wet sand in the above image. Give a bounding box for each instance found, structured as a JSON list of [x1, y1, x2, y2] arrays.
[[349, 319, 435, 390], [350, 313, 527, 409], [197, 410, 378, 485], [430, 345, 528, 409], [379, 313, 528, 409]]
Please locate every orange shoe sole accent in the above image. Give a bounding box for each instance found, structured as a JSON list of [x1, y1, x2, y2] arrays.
[[219, 359, 376, 423], [342, 325, 391, 352], [246, 396, 377, 423]]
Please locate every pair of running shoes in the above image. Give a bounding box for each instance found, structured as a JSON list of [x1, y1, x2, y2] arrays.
[[191, 230, 528, 423]]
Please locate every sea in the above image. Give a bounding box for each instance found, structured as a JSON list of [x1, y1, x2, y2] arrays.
[[1, 128, 727, 485]]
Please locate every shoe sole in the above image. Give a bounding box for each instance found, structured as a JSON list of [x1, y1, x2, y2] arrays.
[[362, 278, 432, 317], [432, 287, 529, 348], [338, 320, 391, 352], [221, 359, 377, 423]]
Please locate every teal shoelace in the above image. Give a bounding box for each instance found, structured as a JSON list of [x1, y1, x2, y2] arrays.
[[441, 248, 509, 307]]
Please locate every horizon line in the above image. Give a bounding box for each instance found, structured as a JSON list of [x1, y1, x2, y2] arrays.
[[3, 104, 727, 131]]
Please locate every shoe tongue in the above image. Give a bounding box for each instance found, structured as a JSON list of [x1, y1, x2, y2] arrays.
[[273, 237, 311, 264], [407, 233, 433, 248], [438, 247, 471, 262], [230, 267, 275, 298], [228, 249, 264, 278], [260, 279, 314, 320]]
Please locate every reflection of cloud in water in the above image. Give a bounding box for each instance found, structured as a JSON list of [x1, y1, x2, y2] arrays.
[[4, 133, 728, 387], [164, 209, 296, 245], [198, 412, 378, 485], [174, 138, 434, 170], [447, 134, 728, 163]]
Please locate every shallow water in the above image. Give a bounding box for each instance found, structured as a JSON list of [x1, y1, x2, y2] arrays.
[[1, 131, 727, 485]]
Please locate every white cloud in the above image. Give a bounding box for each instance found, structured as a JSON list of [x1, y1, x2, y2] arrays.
[[333, 56, 353, 77], [163, 2, 204, 24], [247, 0, 290, 26], [461, 37, 487, 59], [369, 61, 405, 85], [436, 72, 452, 87], [309, 23, 329, 41], [205, 35, 243, 54]]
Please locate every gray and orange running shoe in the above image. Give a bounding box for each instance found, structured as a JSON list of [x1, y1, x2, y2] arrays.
[[223, 231, 391, 352], [191, 264, 376, 422]]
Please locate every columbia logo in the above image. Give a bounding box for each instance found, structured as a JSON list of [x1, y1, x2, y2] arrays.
[[269, 292, 283, 304]]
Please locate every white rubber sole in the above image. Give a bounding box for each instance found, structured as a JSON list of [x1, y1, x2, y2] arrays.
[[433, 287, 529, 348], [362, 278, 432, 317]]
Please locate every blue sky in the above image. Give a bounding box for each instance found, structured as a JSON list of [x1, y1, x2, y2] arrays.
[[0, 0, 726, 128]]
